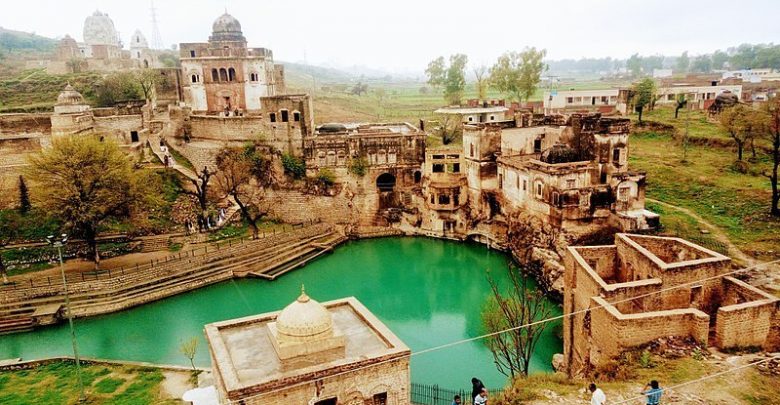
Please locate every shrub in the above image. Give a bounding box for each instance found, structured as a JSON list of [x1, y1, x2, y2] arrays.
[[281, 153, 306, 179], [347, 157, 368, 177], [316, 169, 336, 186], [638, 350, 656, 368]]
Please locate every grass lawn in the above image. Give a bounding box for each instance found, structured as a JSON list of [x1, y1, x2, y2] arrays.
[[630, 106, 732, 140], [630, 131, 780, 258], [0, 361, 183, 405]]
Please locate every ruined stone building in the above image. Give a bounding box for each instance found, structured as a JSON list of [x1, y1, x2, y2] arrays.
[[563, 234, 780, 376], [179, 13, 286, 114], [36, 10, 161, 74], [205, 290, 410, 404]]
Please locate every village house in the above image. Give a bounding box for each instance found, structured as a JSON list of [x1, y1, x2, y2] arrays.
[[543, 89, 620, 114], [563, 234, 780, 376]]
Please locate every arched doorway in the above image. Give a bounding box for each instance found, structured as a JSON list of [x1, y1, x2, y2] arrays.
[[376, 173, 396, 192]]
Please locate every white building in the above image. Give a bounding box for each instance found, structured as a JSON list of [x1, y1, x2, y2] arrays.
[[433, 105, 510, 124], [721, 69, 780, 83], [542, 89, 620, 114], [656, 84, 742, 107]]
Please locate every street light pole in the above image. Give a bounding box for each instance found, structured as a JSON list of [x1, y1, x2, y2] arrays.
[[48, 233, 85, 402]]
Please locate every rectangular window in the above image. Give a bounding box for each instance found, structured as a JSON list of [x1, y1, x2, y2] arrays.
[[269, 113, 276, 123], [618, 187, 630, 201], [432, 164, 445, 173], [189, 50, 195, 57], [281, 110, 289, 122], [438, 194, 451, 205], [523, 179, 527, 191], [533, 139, 542, 153], [293, 112, 301, 122], [452, 163, 460, 173], [566, 97, 574, 104], [566, 179, 576, 189], [498, 174, 503, 189], [372, 393, 388, 405], [613, 148, 621, 162]]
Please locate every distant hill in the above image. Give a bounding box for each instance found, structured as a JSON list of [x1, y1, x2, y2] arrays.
[[281, 61, 358, 89], [0, 27, 57, 53]]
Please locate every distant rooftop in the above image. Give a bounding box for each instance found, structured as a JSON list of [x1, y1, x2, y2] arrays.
[[434, 106, 508, 115], [315, 122, 420, 136]]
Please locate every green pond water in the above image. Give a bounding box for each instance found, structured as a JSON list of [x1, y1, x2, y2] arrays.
[[0, 237, 562, 389]]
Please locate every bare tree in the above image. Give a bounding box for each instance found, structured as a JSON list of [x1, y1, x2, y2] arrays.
[[215, 145, 276, 239], [473, 65, 489, 101], [482, 268, 552, 378], [431, 113, 463, 145], [762, 97, 780, 216], [179, 337, 199, 371], [184, 167, 215, 232]]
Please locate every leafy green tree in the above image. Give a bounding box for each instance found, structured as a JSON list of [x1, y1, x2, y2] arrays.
[[489, 47, 547, 102], [676, 51, 690, 73], [633, 78, 657, 123], [691, 55, 712, 73], [719, 104, 767, 162], [641, 55, 664, 74], [425, 56, 446, 89], [426, 54, 469, 105], [712, 50, 729, 70], [96, 72, 142, 107], [626, 53, 643, 76], [17, 175, 31, 214], [27, 136, 158, 269], [215, 144, 275, 239]]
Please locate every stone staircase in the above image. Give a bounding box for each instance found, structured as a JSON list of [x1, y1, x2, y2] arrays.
[[0, 223, 337, 334]]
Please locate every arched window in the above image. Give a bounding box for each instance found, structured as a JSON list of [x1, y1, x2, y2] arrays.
[[191, 74, 198, 83], [368, 150, 377, 164], [293, 111, 301, 122], [377, 149, 387, 164], [211, 68, 218, 82], [228, 67, 236, 81], [337, 151, 346, 166], [219, 68, 228, 82], [143, 60, 149, 68], [326, 151, 336, 166], [318, 151, 326, 167], [250, 72, 259, 82], [388, 151, 397, 164]]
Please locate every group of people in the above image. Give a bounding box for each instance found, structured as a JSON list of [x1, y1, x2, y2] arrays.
[[183, 208, 227, 235], [452, 378, 664, 405]]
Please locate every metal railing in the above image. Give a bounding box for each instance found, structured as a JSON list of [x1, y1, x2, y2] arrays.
[[411, 383, 499, 405]]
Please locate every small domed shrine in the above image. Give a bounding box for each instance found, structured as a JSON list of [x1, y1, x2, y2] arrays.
[[204, 287, 410, 404]]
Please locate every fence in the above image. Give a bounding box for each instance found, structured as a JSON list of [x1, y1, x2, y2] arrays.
[[411, 383, 499, 405], [0, 220, 321, 291]]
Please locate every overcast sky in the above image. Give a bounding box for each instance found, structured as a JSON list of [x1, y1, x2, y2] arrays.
[[2, 0, 778, 73]]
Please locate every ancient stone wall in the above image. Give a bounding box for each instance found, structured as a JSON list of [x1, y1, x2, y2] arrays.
[[232, 357, 410, 405], [188, 115, 304, 155], [0, 114, 52, 135]]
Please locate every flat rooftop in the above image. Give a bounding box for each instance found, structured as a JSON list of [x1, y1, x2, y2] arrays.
[[205, 297, 409, 394], [434, 106, 508, 114]]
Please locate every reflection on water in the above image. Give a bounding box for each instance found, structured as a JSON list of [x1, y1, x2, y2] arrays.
[[0, 237, 562, 388]]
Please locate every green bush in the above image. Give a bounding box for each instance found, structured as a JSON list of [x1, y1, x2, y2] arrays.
[[347, 157, 368, 177], [316, 169, 336, 186], [281, 153, 306, 179]]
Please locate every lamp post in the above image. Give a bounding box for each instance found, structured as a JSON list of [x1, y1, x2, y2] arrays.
[[47, 233, 85, 402]]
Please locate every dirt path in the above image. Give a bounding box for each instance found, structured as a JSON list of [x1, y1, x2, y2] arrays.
[[648, 198, 780, 294]]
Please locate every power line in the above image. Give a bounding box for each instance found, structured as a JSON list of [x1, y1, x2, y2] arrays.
[[211, 257, 780, 404]]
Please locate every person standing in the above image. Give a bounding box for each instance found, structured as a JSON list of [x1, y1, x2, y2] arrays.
[[641, 380, 663, 405], [589, 383, 606, 405], [473, 388, 488, 405], [471, 377, 485, 403]]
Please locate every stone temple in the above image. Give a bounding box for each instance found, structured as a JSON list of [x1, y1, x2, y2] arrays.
[[204, 289, 410, 404]]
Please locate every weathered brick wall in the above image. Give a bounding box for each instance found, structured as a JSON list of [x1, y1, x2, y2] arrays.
[[590, 296, 710, 365], [188, 115, 304, 155], [266, 189, 353, 224], [0, 113, 51, 135], [230, 357, 410, 405], [93, 115, 144, 143], [716, 277, 780, 349]]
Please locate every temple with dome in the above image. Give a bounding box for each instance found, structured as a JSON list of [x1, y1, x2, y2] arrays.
[[179, 12, 288, 114], [204, 288, 411, 404]]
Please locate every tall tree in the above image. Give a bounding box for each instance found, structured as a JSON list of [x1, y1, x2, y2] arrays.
[[27, 136, 157, 269], [134, 68, 160, 102], [626, 53, 643, 77], [711, 50, 729, 70], [215, 144, 276, 239], [473, 65, 489, 101], [720, 104, 754, 161], [482, 268, 552, 378], [489, 47, 548, 102], [184, 167, 216, 232], [633, 78, 657, 124], [691, 55, 713, 73], [674, 94, 688, 119], [17, 175, 31, 214], [676, 51, 690, 73], [426, 54, 469, 105], [761, 96, 780, 216]]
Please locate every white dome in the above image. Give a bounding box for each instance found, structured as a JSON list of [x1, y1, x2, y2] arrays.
[[275, 288, 333, 339], [83, 10, 119, 46]]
